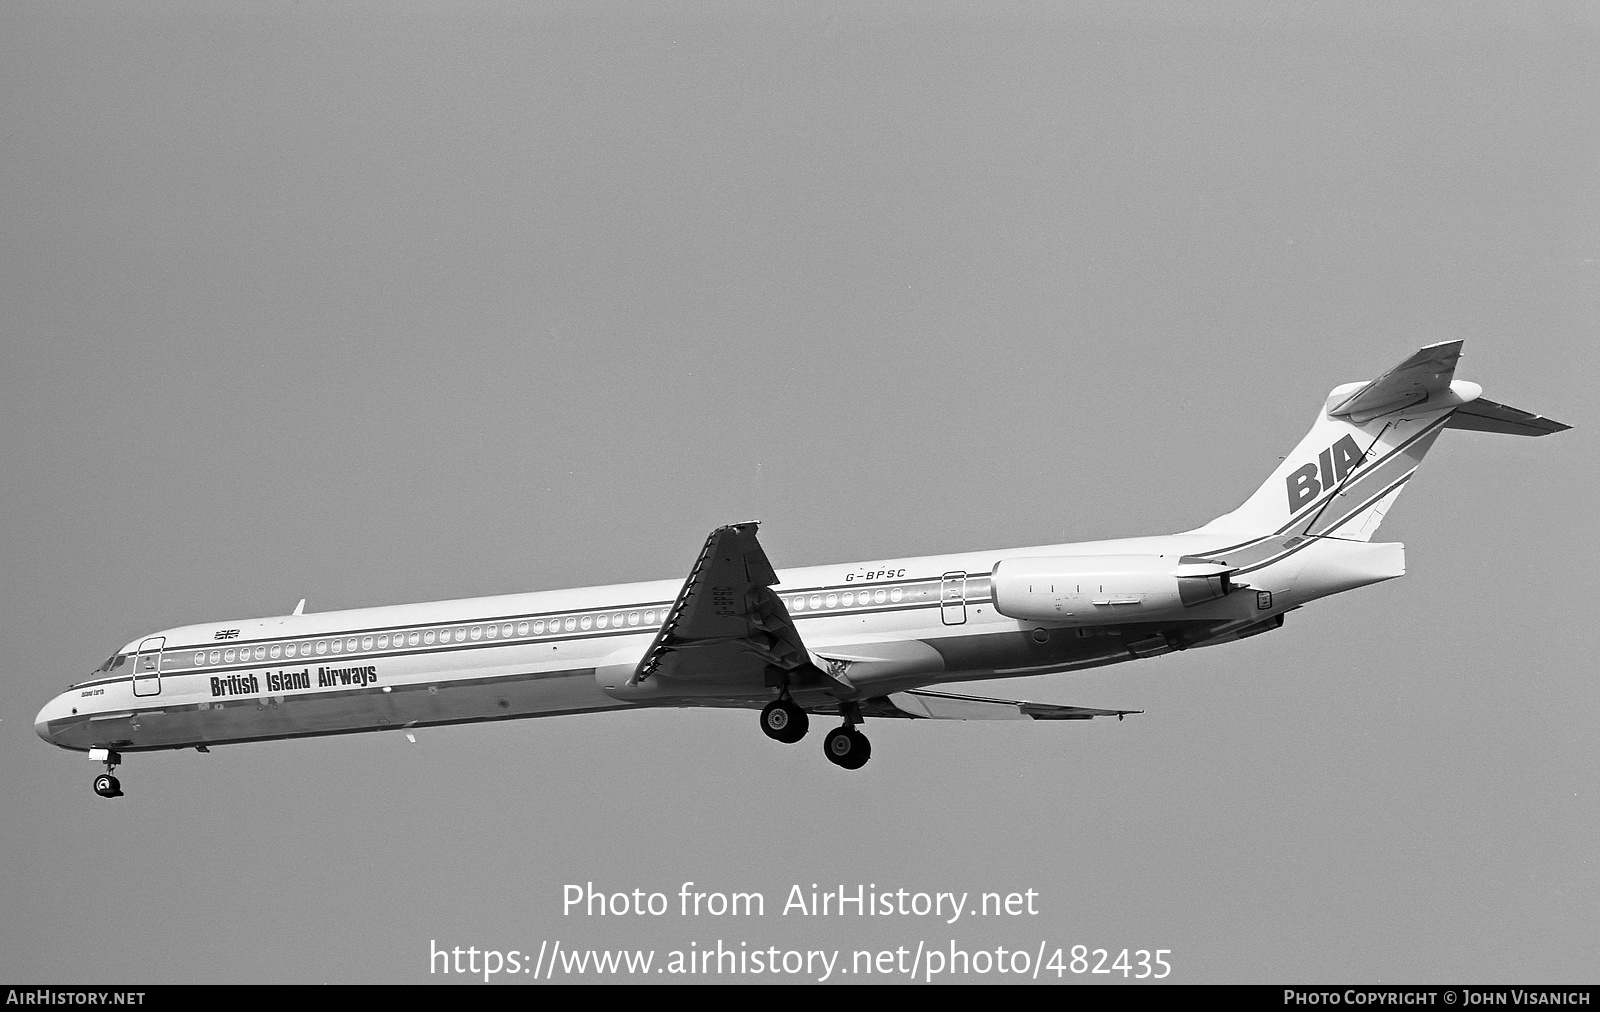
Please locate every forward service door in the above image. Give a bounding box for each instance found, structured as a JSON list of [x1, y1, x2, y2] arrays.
[[132, 636, 164, 697]]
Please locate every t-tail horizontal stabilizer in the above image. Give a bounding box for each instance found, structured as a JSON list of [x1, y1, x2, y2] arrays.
[[1443, 397, 1571, 437], [1327, 340, 1467, 423]]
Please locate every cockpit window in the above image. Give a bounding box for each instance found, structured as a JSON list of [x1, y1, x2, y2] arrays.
[[94, 653, 126, 674]]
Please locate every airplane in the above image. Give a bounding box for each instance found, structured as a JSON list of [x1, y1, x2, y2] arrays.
[[36, 341, 1569, 796]]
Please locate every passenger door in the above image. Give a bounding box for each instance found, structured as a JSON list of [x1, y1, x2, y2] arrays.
[[132, 636, 164, 697]]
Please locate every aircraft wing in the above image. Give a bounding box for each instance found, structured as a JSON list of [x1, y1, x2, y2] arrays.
[[818, 689, 1140, 722], [630, 523, 822, 693]]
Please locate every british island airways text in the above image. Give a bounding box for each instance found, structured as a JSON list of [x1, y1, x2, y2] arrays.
[[209, 665, 377, 697], [563, 882, 1038, 925]]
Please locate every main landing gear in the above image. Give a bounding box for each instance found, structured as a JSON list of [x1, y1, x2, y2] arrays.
[[823, 724, 871, 770], [758, 697, 872, 769], [760, 697, 809, 744], [91, 749, 124, 799]]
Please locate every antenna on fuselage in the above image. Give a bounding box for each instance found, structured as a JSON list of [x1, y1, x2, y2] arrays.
[[292, 599, 306, 616]]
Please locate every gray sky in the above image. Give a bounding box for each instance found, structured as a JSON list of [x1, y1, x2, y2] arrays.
[[2, 2, 1595, 984]]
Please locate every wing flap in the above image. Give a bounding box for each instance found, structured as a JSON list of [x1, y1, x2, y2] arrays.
[[878, 689, 1140, 721]]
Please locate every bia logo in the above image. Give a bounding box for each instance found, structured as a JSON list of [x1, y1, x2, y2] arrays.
[[1286, 434, 1364, 512]]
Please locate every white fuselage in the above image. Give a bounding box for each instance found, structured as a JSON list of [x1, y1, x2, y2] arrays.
[[34, 529, 1398, 755]]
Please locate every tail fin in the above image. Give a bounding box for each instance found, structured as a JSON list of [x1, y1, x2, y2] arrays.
[[1194, 341, 1569, 543]]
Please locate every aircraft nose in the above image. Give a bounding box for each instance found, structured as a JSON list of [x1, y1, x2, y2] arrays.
[[35, 693, 69, 744]]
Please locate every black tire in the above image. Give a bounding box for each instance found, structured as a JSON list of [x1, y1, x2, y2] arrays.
[[93, 774, 120, 798], [761, 700, 809, 743], [824, 726, 865, 767], [838, 730, 871, 770]]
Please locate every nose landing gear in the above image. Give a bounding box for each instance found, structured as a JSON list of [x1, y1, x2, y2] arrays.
[[90, 749, 124, 798]]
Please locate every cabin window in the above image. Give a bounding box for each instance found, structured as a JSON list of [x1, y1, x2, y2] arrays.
[[517, 621, 529, 635]]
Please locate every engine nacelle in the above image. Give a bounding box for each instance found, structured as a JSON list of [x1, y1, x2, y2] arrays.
[[990, 555, 1236, 624]]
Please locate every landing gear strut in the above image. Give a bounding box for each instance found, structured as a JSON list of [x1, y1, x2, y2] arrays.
[[91, 749, 124, 798], [823, 704, 871, 770], [760, 697, 809, 744]]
